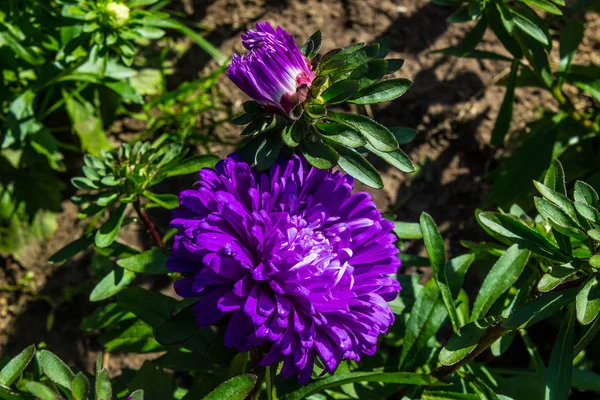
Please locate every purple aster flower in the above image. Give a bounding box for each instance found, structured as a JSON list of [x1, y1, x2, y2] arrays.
[[227, 22, 316, 115], [167, 155, 401, 384]]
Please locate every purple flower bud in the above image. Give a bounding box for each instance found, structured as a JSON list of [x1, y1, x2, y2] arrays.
[[227, 22, 316, 115], [168, 155, 401, 384]]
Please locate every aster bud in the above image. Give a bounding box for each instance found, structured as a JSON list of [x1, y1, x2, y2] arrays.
[[106, 2, 130, 28], [227, 22, 316, 115], [226, 22, 416, 186]]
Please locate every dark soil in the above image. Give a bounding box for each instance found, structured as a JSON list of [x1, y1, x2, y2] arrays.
[[1, 0, 599, 379]]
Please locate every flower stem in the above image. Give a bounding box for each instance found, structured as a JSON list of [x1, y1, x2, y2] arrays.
[[265, 364, 273, 400], [133, 199, 164, 248]]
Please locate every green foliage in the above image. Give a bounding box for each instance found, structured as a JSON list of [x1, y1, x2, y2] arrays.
[[0, 348, 141, 400], [0, 0, 225, 256], [233, 33, 415, 187], [434, 0, 600, 208]]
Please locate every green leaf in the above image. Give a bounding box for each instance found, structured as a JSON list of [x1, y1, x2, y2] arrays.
[[0, 345, 35, 386], [95, 369, 112, 400], [575, 201, 600, 224], [471, 245, 531, 321], [438, 316, 500, 366], [72, 177, 100, 190], [143, 192, 179, 210], [448, 6, 474, 23], [95, 203, 127, 248], [321, 80, 360, 104], [129, 389, 144, 400], [316, 123, 366, 148], [39, 350, 74, 388], [502, 288, 578, 329], [348, 78, 412, 104], [574, 314, 600, 357], [159, 155, 219, 178], [576, 276, 600, 325], [491, 59, 519, 145], [420, 213, 461, 333], [301, 30, 322, 58], [64, 93, 111, 156], [537, 263, 577, 292], [333, 145, 383, 189], [300, 139, 339, 170], [117, 248, 168, 275], [544, 306, 575, 400], [399, 254, 474, 368], [535, 198, 585, 240], [394, 222, 422, 239], [305, 104, 327, 119], [327, 112, 398, 152], [25, 382, 60, 400], [477, 212, 572, 262], [559, 20, 584, 72], [71, 372, 90, 400], [512, 7, 550, 46], [203, 375, 257, 400], [254, 135, 281, 171], [391, 127, 417, 145], [574, 181, 599, 209], [534, 181, 580, 223], [517, 0, 562, 14], [90, 268, 136, 302], [282, 121, 303, 147], [365, 144, 415, 173], [283, 372, 443, 400], [544, 159, 567, 195]]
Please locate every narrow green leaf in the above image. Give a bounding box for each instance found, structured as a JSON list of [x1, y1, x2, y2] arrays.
[[574, 181, 599, 209], [399, 254, 474, 368], [283, 372, 443, 400], [327, 111, 398, 152], [39, 350, 74, 388], [282, 121, 303, 148], [90, 268, 136, 302], [519, 329, 546, 394], [512, 8, 550, 46], [71, 372, 90, 400], [491, 59, 518, 145], [321, 80, 360, 104], [160, 155, 219, 178], [502, 288, 578, 329], [534, 181, 580, 223], [0, 345, 35, 386], [574, 314, 600, 357], [316, 122, 366, 148], [537, 263, 577, 292], [477, 212, 572, 262], [391, 127, 417, 145], [471, 245, 531, 321], [348, 78, 412, 104], [333, 145, 383, 189], [438, 316, 500, 366], [365, 143, 415, 173], [575, 201, 600, 224], [117, 248, 168, 275], [203, 374, 257, 400], [25, 382, 60, 400], [517, 0, 562, 15], [394, 222, 422, 239], [420, 213, 461, 333], [155, 302, 199, 346], [144, 192, 179, 210], [544, 159, 567, 195], [254, 135, 281, 171], [95, 369, 112, 400], [300, 139, 339, 170], [544, 306, 575, 400], [535, 198, 586, 240], [576, 276, 600, 325], [95, 203, 127, 248]]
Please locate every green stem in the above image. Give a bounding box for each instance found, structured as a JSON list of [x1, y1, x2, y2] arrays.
[[265, 364, 273, 400]]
